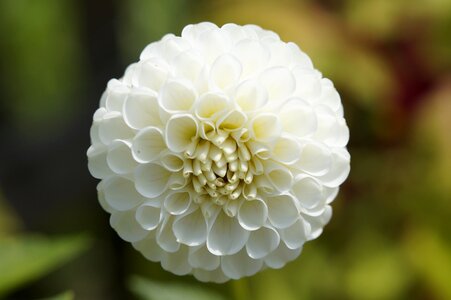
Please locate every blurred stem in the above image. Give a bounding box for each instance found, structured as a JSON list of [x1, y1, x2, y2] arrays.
[[232, 278, 251, 300]]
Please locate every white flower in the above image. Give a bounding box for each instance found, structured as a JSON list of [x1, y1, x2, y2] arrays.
[[87, 22, 350, 282]]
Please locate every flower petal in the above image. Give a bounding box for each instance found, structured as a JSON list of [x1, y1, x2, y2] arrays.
[[265, 194, 299, 229], [98, 113, 134, 145], [280, 218, 308, 250], [238, 198, 268, 231], [188, 246, 220, 271], [317, 149, 351, 187], [264, 241, 302, 269], [249, 113, 282, 142], [233, 39, 270, 76], [246, 226, 280, 259], [173, 207, 207, 246], [134, 163, 173, 198], [135, 203, 162, 230], [210, 54, 242, 90], [107, 140, 137, 174], [103, 176, 145, 211], [156, 215, 180, 253], [195, 92, 229, 120], [193, 267, 229, 283], [259, 66, 296, 101], [271, 135, 301, 165], [161, 245, 192, 275], [123, 90, 162, 129], [279, 99, 317, 137], [110, 210, 148, 243], [132, 232, 162, 262], [164, 191, 191, 215], [221, 248, 263, 280], [302, 205, 332, 240], [295, 142, 332, 176], [159, 80, 197, 113], [87, 145, 111, 179], [134, 57, 169, 91], [207, 210, 250, 255], [132, 127, 166, 163], [292, 176, 324, 210], [165, 114, 198, 152]]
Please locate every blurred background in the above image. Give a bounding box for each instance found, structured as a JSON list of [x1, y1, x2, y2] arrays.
[[0, 0, 450, 299]]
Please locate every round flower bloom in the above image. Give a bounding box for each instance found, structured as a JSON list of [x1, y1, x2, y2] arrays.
[[87, 22, 350, 282]]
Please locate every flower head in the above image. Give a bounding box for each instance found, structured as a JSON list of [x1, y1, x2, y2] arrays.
[[87, 22, 350, 282]]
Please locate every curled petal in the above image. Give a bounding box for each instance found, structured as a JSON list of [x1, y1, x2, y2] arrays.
[[238, 198, 268, 230], [233, 39, 270, 76], [161, 246, 192, 276], [265, 194, 299, 229], [159, 80, 197, 113], [110, 210, 148, 243], [132, 127, 166, 163], [292, 66, 322, 100], [133, 57, 168, 91], [195, 92, 230, 120], [136, 203, 161, 230], [98, 113, 134, 145], [164, 191, 191, 215], [207, 210, 250, 255], [317, 149, 351, 187], [264, 241, 302, 269], [216, 109, 247, 132], [188, 246, 220, 271], [279, 99, 317, 137], [105, 81, 129, 112], [173, 207, 207, 246], [295, 142, 332, 176], [221, 248, 263, 280], [210, 54, 242, 90], [103, 176, 145, 211], [259, 66, 296, 101], [234, 80, 268, 112], [193, 267, 229, 284], [157, 215, 180, 253], [246, 226, 280, 259], [165, 114, 198, 152], [302, 206, 332, 240], [172, 49, 205, 82], [280, 218, 309, 250], [249, 113, 282, 142], [87, 145, 111, 179], [107, 140, 137, 174], [292, 176, 324, 210], [132, 232, 162, 262], [134, 163, 173, 198], [271, 135, 301, 165], [264, 161, 293, 193], [123, 90, 161, 129]]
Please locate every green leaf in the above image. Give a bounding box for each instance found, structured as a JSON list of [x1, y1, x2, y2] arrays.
[[0, 234, 90, 297], [129, 276, 226, 300]]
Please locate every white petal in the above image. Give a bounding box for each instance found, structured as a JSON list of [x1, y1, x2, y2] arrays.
[[280, 218, 308, 250], [197, 28, 230, 64], [107, 140, 137, 174], [302, 205, 332, 240], [318, 81, 341, 112], [238, 198, 268, 231], [164, 191, 191, 215], [134, 163, 172, 198], [221, 248, 263, 280], [132, 127, 166, 163], [265, 194, 299, 229], [98, 113, 134, 145], [188, 246, 220, 271], [271, 135, 301, 165], [173, 207, 207, 246], [265, 39, 292, 67], [135, 203, 161, 230], [165, 114, 198, 152], [246, 226, 280, 259], [132, 232, 162, 262], [161, 245, 192, 275], [234, 79, 268, 112], [103, 176, 145, 211], [287, 42, 313, 69], [172, 49, 205, 82], [207, 210, 250, 255], [216, 109, 247, 132], [123, 90, 161, 129], [96, 182, 113, 213], [87, 145, 111, 179], [159, 80, 197, 113], [134, 57, 168, 91], [210, 54, 242, 90], [264, 241, 302, 269], [193, 267, 229, 283], [264, 161, 293, 193], [106, 82, 129, 112], [181, 22, 218, 42], [317, 149, 350, 187], [195, 92, 230, 120], [279, 99, 317, 137], [249, 113, 282, 142], [110, 210, 148, 243], [259, 67, 296, 101], [295, 142, 332, 176], [292, 176, 324, 209], [292, 66, 322, 100], [233, 39, 270, 76], [160, 36, 191, 62], [160, 152, 184, 172], [156, 215, 180, 252]]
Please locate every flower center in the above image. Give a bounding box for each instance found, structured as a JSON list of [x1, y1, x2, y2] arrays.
[[182, 133, 260, 205]]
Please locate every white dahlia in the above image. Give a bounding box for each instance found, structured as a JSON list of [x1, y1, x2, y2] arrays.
[[87, 22, 350, 282]]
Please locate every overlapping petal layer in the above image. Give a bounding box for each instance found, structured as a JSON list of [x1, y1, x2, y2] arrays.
[[87, 22, 350, 282]]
